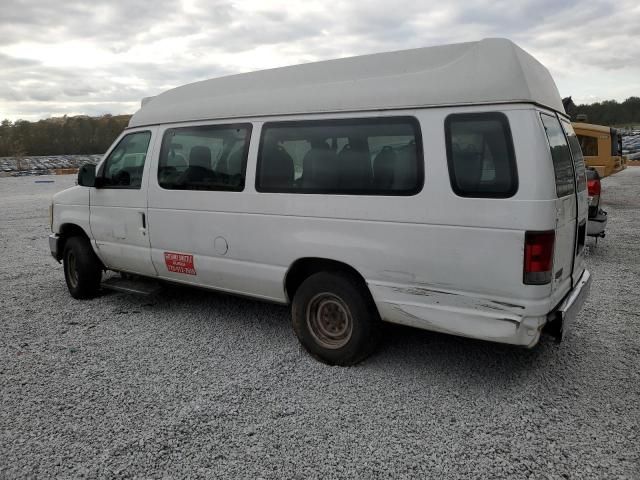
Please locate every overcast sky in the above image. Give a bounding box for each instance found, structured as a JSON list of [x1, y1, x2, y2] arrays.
[[1, 0, 638, 121]]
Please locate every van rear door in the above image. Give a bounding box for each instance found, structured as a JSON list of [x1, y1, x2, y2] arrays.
[[560, 118, 588, 285], [539, 113, 586, 293]]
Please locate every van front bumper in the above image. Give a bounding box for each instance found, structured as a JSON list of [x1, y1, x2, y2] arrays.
[[545, 269, 592, 342], [49, 234, 62, 262]]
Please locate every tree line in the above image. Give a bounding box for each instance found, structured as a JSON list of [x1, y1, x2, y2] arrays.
[[0, 114, 131, 157], [1, 97, 639, 157], [565, 96, 640, 127]]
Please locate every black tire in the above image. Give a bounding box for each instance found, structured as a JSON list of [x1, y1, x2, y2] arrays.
[[292, 272, 381, 366], [63, 236, 102, 299]]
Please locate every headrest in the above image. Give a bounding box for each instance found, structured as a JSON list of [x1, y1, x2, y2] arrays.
[[189, 146, 211, 169]]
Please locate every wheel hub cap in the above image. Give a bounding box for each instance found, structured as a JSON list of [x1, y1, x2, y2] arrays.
[[306, 293, 353, 349]]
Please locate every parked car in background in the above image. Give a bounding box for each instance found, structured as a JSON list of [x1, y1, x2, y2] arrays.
[[586, 168, 607, 239]]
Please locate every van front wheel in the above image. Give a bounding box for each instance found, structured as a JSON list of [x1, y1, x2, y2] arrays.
[[292, 272, 380, 365], [63, 236, 102, 299]]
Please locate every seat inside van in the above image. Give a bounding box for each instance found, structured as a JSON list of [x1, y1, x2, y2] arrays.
[[177, 145, 214, 185], [392, 141, 417, 190], [189, 145, 212, 169], [338, 143, 372, 190], [260, 143, 295, 189], [302, 139, 339, 189], [373, 146, 397, 190], [226, 146, 245, 177]]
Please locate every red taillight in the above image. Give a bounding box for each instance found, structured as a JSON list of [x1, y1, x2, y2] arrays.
[[587, 178, 601, 196], [524, 231, 555, 285]]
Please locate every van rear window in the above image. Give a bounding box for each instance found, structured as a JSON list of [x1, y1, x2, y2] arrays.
[[560, 119, 587, 192], [540, 114, 576, 197], [158, 124, 252, 191], [255, 117, 423, 195], [444, 112, 517, 198]]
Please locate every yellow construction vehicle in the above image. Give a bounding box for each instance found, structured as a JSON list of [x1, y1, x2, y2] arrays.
[[573, 122, 625, 177]]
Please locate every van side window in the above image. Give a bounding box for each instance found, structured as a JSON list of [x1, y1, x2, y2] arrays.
[[100, 131, 151, 189], [540, 114, 576, 197], [560, 119, 587, 192], [158, 124, 252, 191], [444, 113, 517, 198], [256, 117, 423, 195]]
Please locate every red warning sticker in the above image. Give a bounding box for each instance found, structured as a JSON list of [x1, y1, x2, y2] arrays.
[[164, 252, 196, 275]]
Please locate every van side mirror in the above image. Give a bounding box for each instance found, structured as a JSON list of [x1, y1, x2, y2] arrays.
[[78, 164, 96, 187]]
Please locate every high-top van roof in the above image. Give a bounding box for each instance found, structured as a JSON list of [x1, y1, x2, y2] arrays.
[[128, 38, 565, 128]]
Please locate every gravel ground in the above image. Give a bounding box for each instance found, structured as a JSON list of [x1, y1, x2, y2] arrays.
[[1, 171, 639, 479]]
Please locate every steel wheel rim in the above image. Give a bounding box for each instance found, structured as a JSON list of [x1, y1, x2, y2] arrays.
[[67, 251, 79, 289], [306, 293, 353, 349]]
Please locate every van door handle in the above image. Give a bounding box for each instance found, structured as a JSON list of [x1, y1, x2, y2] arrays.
[[139, 212, 146, 234]]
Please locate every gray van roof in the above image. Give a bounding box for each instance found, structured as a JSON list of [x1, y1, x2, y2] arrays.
[[128, 38, 565, 128]]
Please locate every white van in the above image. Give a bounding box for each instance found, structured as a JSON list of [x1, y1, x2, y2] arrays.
[[49, 38, 591, 365]]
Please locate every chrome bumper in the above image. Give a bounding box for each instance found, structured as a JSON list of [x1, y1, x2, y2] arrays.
[[546, 269, 592, 342], [49, 234, 62, 262]]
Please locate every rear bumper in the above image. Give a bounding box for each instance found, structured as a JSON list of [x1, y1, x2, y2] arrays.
[[587, 209, 607, 237], [370, 269, 592, 348], [49, 234, 62, 262], [545, 269, 592, 342]]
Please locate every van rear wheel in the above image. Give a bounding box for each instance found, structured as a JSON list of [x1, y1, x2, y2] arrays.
[[63, 236, 102, 299], [292, 272, 381, 365]]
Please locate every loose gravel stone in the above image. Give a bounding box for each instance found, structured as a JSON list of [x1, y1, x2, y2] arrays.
[[0, 171, 639, 479]]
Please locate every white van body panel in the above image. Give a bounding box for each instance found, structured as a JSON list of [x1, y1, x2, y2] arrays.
[[51, 38, 590, 350], [137, 105, 576, 346], [89, 127, 158, 277], [51, 186, 91, 238], [129, 38, 565, 128]]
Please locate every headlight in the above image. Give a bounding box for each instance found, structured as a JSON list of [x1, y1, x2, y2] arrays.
[[49, 203, 53, 232]]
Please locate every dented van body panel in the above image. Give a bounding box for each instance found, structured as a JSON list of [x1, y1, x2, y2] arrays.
[[50, 39, 591, 351], [50, 186, 91, 239]]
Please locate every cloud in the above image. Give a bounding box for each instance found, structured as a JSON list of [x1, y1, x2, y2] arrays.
[[0, 0, 183, 46], [0, 0, 638, 121]]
